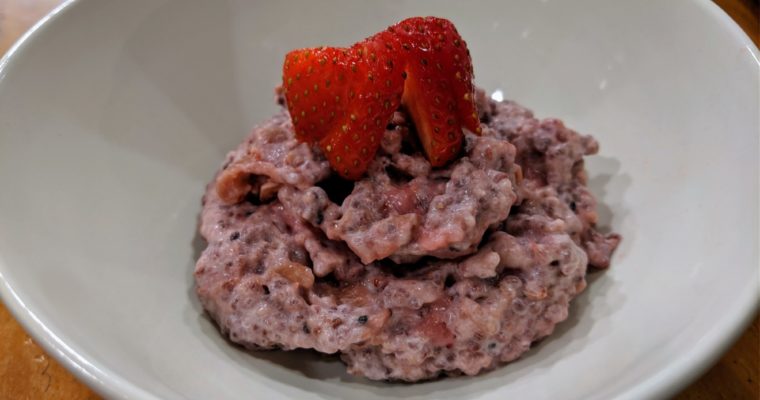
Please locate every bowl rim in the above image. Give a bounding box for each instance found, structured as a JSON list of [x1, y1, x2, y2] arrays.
[[0, 0, 757, 399]]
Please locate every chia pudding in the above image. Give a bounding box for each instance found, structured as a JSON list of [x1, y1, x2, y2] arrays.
[[194, 89, 621, 381]]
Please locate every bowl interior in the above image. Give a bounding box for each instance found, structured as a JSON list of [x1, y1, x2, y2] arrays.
[[0, 0, 757, 399]]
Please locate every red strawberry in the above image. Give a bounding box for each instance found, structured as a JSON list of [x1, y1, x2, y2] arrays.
[[282, 17, 479, 179], [394, 17, 481, 166], [283, 43, 403, 179]]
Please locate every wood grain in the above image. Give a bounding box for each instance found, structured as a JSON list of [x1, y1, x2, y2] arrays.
[[0, 0, 757, 399]]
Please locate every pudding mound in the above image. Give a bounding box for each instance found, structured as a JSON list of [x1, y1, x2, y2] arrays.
[[194, 90, 620, 381]]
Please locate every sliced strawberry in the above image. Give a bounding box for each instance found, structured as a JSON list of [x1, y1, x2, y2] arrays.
[[283, 41, 403, 179], [395, 17, 480, 166], [282, 17, 479, 178]]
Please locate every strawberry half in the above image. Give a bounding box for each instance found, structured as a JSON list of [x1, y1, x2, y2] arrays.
[[282, 17, 479, 179], [393, 17, 481, 166], [283, 43, 403, 179]]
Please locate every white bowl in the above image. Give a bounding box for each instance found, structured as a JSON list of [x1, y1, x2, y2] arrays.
[[0, 0, 757, 399]]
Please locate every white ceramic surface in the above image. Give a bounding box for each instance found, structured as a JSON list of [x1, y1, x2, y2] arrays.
[[0, 0, 757, 399]]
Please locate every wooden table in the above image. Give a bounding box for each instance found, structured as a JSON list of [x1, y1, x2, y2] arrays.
[[0, 0, 757, 398]]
